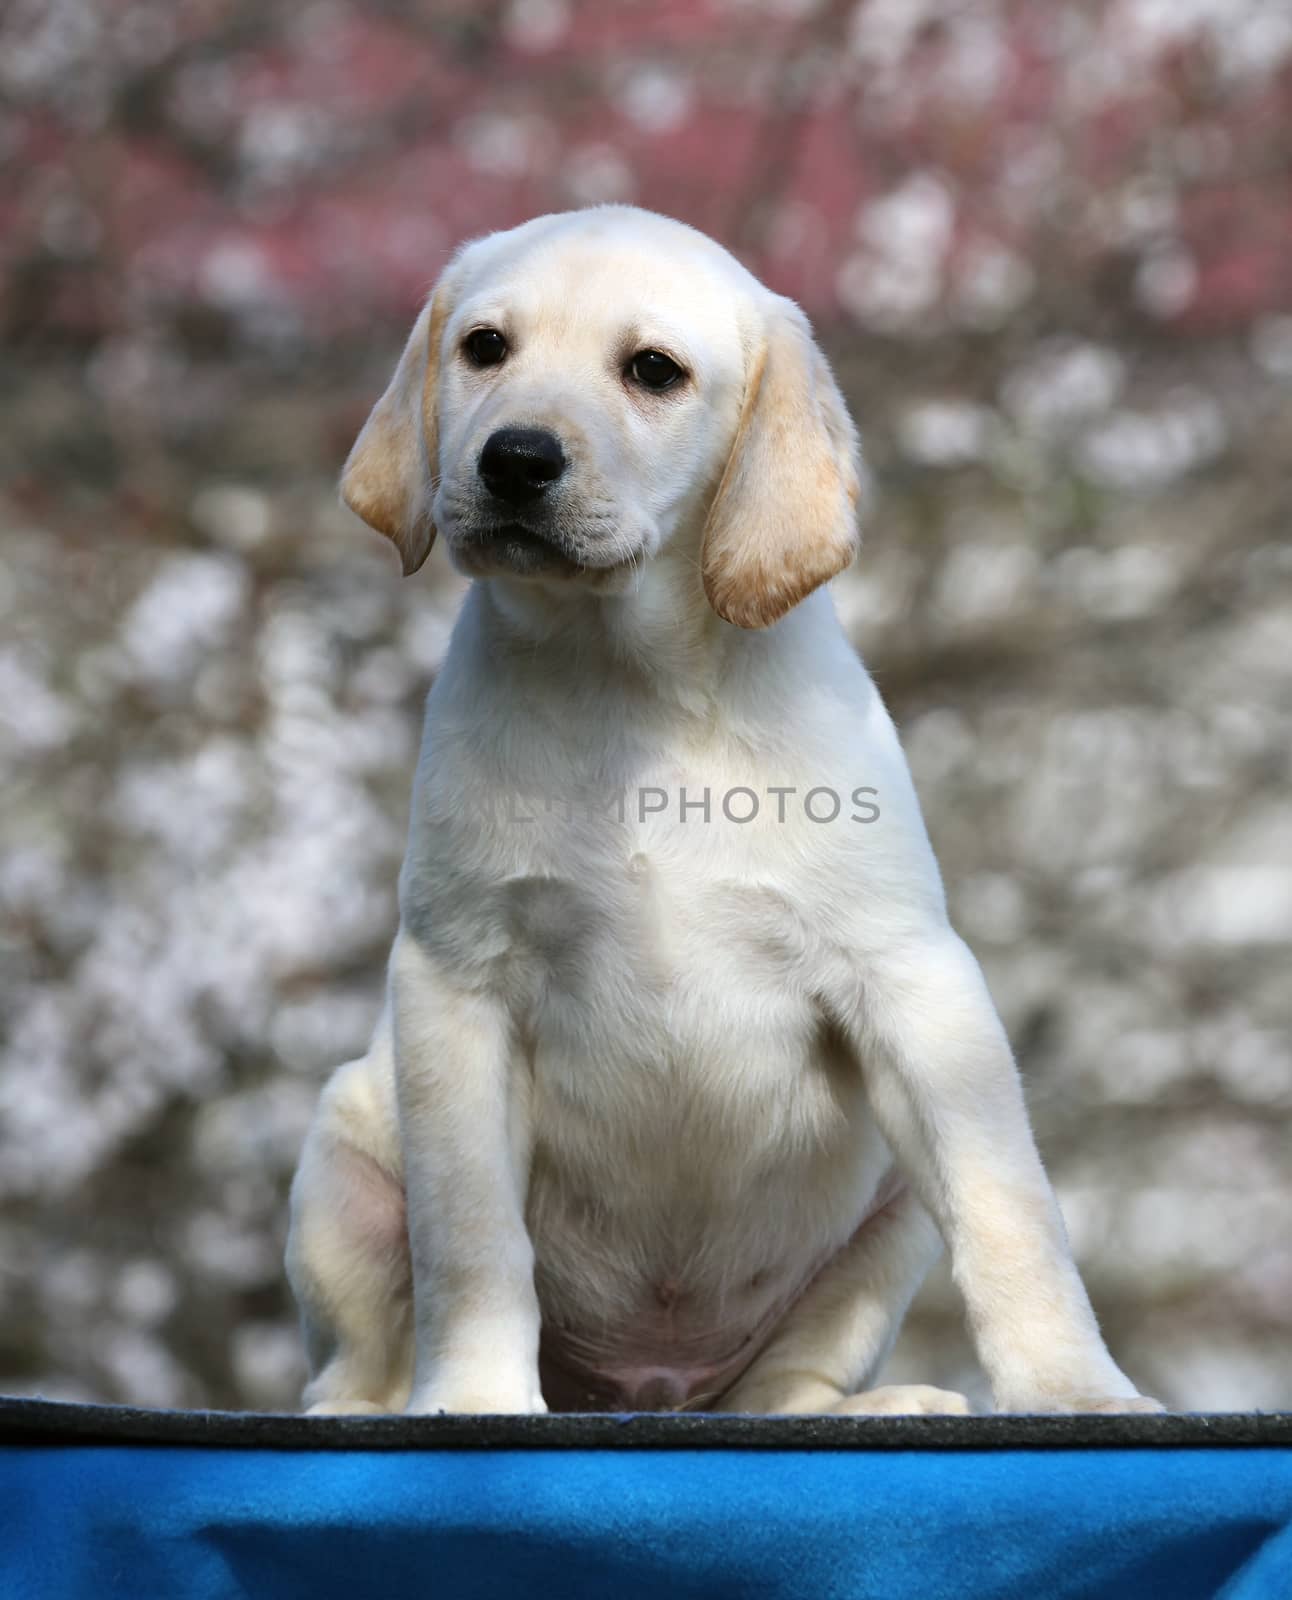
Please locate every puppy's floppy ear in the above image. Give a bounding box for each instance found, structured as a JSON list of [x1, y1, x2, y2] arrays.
[[340, 287, 452, 576], [701, 296, 865, 629]]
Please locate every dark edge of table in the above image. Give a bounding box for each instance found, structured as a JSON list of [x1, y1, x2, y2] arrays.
[[2, 1398, 1290, 1452]]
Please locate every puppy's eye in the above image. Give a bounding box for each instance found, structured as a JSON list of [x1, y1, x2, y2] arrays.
[[629, 349, 684, 391], [465, 328, 508, 367]]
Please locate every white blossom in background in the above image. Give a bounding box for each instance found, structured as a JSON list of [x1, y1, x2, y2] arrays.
[[619, 65, 693, 135], [1250, 317, 1292, 380], [120, 554, 248, 686], [953, 241, 1035, 330], [838, 175, 955, 331], [1077, 392, 1227, 490], [190, 485, 273, 551], [1002, 341, 1126, 437], [0, 650, 76, 753], [1113, 0, 1292, 81], [563, 144, 637, 206], [456, 111, 554, 177], [504, 0, 572, 52], [897, 400, 995, 467]]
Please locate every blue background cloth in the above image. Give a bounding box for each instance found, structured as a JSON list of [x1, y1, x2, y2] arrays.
[[5, 1431, 1292, 1599]]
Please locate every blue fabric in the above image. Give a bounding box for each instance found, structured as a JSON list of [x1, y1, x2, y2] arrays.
[[4, 1443, 1292, 1599]]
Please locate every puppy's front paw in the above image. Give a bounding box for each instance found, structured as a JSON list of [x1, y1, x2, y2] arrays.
[[406, 1387, 548, 1417], [405, 1365, 548, 1416], [1060, 1394, 1166, 1415], [831, 1384, 972, 1417], [997, 1392, 1165, 1416], [306, 1399, 390, 1416]]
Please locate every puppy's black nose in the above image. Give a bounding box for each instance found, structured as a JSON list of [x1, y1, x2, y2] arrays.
[[478, 427, 566, 506]]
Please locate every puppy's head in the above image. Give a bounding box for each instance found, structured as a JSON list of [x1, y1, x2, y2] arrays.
[[341, 207, 864, 627]]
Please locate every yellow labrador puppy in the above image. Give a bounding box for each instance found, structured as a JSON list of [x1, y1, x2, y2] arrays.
[[286, 207, 1160, 1418]]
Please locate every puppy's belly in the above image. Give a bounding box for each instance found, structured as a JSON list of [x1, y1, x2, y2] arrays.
[[536, 1271, 821, 1412], [532, 1169, 905, 1412]]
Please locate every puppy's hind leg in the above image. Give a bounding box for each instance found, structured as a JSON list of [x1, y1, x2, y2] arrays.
[[715, 1183, 967, 1415], [286, 1055, 413, 1415]]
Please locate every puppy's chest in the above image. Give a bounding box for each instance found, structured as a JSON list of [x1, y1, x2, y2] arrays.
[[499, 823, 814, 1022], [416, 757, 849, 1127], [496, 822, 850, 1151]]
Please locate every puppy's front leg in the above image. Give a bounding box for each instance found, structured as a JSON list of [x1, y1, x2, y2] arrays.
[[842, 931, 1161, 1415], [392, 931, 546, 1415]]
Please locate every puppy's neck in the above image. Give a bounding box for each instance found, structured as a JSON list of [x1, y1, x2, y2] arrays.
[[474, 546, 836, 715]]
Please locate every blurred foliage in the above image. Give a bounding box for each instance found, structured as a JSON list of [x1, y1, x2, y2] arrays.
[[1, 0, 1290, 1411]]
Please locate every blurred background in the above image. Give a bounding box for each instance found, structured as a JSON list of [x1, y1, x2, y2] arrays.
[[2, 0, 1290, 1414]]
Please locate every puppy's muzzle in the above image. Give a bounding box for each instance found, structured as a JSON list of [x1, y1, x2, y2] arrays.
[[478, 427, 567, 508]]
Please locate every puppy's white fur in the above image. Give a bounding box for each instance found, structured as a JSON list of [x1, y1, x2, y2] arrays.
[[286, 207, 1159, 1417]]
